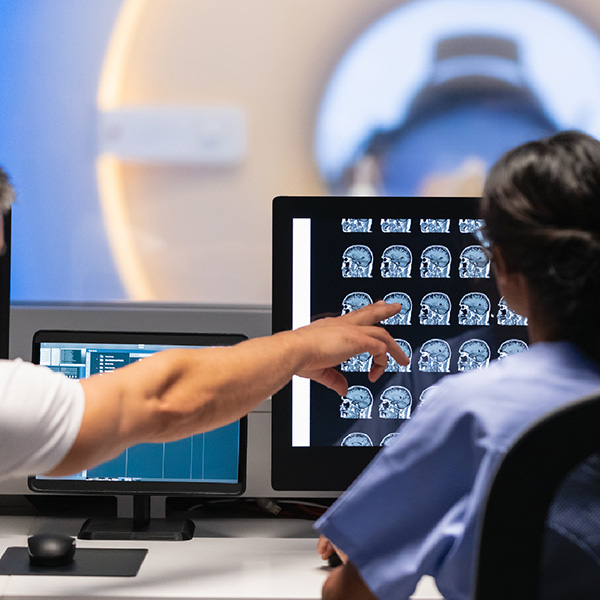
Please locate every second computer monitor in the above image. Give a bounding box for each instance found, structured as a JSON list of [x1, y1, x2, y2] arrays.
[[271, 196, 529, 492]]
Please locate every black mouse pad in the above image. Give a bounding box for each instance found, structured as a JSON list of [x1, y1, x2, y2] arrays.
[[0, 547, 147, 576]]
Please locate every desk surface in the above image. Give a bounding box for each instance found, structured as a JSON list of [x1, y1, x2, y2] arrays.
[[0, 516, 443, 600]]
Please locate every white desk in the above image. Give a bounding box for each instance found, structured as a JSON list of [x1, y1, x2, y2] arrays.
[[0, 516, 443, 599]]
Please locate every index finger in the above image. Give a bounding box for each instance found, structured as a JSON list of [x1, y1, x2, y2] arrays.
[[366, 325, 410, 367], [344, 300, 401, 325]]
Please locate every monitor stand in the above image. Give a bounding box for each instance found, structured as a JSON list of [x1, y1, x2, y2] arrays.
[[78, 494, 195, 541]]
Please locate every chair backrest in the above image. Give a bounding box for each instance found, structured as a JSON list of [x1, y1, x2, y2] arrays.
[[473, 390, 600, 600]]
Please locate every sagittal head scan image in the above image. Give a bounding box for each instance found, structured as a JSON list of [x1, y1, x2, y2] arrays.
[[342, 218, 372, 233], [419, 292, 452, 325], [341, 432, 373, 447], [386, 339, 412, 372], [458, 292, 491, 326], [380, 432, 400, 447], [342, 245, 374, 278], [340, 385, 374, 419], [381, 245, 412, 278], [419, 339, 451, 373], [497, 296, 528, 326], [381, 292, 412, 325], [498, 338, 529, 359], [420, 218, 450, 233], [381, 218, 411, 233], [341, 351, 373, 372], [341, 291, 373, 315], [458, 339, 491, 371], [420, 245, 451, 278], [459, 245, 491, 278], [379, 386, 412, 419], [459, 218, 485, 233]]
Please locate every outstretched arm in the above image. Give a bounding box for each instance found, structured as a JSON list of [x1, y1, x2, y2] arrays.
[[48, 301, 407, 476]]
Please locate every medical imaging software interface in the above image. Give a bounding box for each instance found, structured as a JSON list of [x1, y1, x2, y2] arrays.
[[291, 211, 529, 448], [38, 341, 241, 484]]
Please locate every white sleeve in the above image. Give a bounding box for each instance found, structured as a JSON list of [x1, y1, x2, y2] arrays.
[[0, 359, 85, 480]]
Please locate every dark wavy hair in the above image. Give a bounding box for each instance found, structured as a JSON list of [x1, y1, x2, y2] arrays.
[[481, 130, 600, 363]]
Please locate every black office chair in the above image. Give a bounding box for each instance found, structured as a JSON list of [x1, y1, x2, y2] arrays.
[[473, 390, 600, 600]]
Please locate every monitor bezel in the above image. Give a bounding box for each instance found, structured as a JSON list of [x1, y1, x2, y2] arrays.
[[0, 210, 10, 359], [28, 329, 248, 496], [271, 195, 495, 492]]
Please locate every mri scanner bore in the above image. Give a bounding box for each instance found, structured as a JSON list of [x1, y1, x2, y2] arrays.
[[316, 2, 576, 199]]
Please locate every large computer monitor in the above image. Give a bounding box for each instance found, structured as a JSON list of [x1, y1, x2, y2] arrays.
[[271, 196, 529, 492], [28, 330, 247, 540]]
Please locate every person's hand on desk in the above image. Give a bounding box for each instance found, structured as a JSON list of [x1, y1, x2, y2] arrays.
[[318, 534, 347, 567], [318, 535, 378, 600]]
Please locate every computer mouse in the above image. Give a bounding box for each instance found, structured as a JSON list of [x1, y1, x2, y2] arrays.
[[327, 551, 343, 568], [27, 533, 76, 567]]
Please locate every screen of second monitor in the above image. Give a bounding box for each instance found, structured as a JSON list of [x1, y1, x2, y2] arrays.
[[30, 331, 247, 495], [278, 197, 529, 452]]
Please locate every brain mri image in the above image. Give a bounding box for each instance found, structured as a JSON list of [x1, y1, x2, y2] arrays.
[[458, 339, 491, 371], [459, 219, 485, 233], [379, 386, 412, 419], [419, 339, 451, 373], [497, 296, 528, 326], [341, 432, 373, 446], [340, 385, 373, 419], [342, 218, 372, 233], [381, 245, 412, 278], [341, 351, 373, 372], [419, 292, 452, 325], [459, 292, 491, 326], [381, 292, 412, 325], [386, 339, 412, 372], [342, 292, 373, 315], [420, 219, 450, 233], [498, 338, 529, 359], [380, 432, 400, 447], [420, 245, 451, 278], [342, 245, 374, 278], [459, 245, 491, 278], [381, 218, 411, 233]]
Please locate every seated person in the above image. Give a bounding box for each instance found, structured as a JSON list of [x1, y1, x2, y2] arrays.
[[316, 130, 600, 600]]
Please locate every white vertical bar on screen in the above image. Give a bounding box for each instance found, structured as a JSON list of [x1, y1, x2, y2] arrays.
[[292, 218, 311, 330], [292, 218, 311, 446], [292, 376, 310, 446]]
